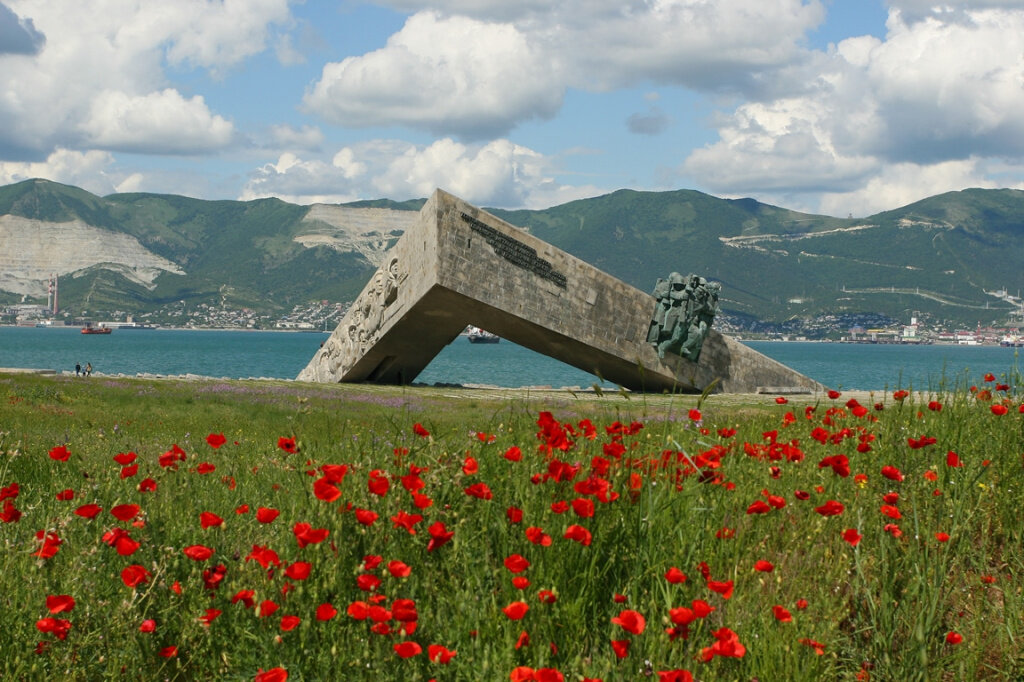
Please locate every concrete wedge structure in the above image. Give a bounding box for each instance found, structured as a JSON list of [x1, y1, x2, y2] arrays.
[[298, 189, 823, 394]]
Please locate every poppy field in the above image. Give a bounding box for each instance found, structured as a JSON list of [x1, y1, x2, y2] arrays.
[[2, 370, 1024, 681]]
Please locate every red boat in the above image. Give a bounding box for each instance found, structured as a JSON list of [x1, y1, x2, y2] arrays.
[[81, 325, 112, 335]]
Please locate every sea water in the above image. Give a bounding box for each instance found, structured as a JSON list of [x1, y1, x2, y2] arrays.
[[0, 326, 1020, 390]]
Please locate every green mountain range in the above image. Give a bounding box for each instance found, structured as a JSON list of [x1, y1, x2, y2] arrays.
[[1, 178, 1022, 330]]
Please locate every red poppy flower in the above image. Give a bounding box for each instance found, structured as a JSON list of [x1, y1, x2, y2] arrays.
[[880, 504, 902, 520], [462, 456, 479, 475], [881, 465, 904, 482], [746, 500, 771, 514], [138, 477, 157, 493], [314, 603, 337, 621], [428, 644, 458, 663], [277, 436, 297, 453], [246, 545, 281, 569], [657, 671, 693, 682], [254, 668, 288, 682], [36, 617, 72, 640], [427, 521, 454, 551], [611, 609, 645, 635], [196, 461, 216, 474], [367, 469, 390, 497], [814, 500, 844, 516], [387, 560, 411, 578], [927, 401, 942, 412], [110, 503, 141, 521], [800, 638, 825, 655], [818, 454, 850, 477], [537, 589, 557, 604], [610, 639, 630, 659], [754, 560, 774, 572], [356, 573, 381, 592], [284, 561, 312, 580], [700, 627, 746, 661], [564, 524, 592, 546], [354, 508, 379, 526], [883, 523, 903, 538], [842, 528, 862, 546], [198, 608, 221, 627], [33, 530, 62, 559], [688, 408, 702, 422], [139, 619, 156, 632], [391, 510, 424, 534], [199, 511, 223, 529], [525, 526, 552, 546], [74, 503, 102, 519], [258, 600, 279, 618], [279, 615, 301, 632], [394, 641, 422, 658], [206, 433, 226, 449], [990, 404, 1008, 416], [503, 601, 529, 620], [775, 396, 788, 404], [827, 389, 841, 399], [505, 554, 531, 573], [772, 605, 792, 622], [464, 482, 493, 500], [504, 446, 523, 461], [46, 594, 75, 614], [664, 567, 687, 584], [183, 544, 214, 561], [413, 423, 430, 437], [256, 507, 280, 524], [292, 522, 329, 547], [121, 564, 151, 588], [392, 598, 418, 622], [935, 532, 950, 542], [48, 445, 71, 461], [507, 506, 524, 523]]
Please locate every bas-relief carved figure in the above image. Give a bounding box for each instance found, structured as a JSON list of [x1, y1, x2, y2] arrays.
[[313, 256, 408, 378], [647, 272, 720, 362]]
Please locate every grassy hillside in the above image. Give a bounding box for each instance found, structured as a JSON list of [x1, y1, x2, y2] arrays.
[[2, 180, 1023, 328]]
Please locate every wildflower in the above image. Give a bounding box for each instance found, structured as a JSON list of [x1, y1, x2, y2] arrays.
[[800, 638, 825, 655], [277, 436, 297, 453], [284, 561, 312, 580], [316, 603, 338, 621], [610, 639, 630, 658], [525, 526, 552, 546], [945, 632, 963, 645], [880, 465, 904, 482], [413, 423, 430, 438], [45, 594, 75, 614], [842, 529, 862, 547], [505, 554, 531, 573], [426, 521, 454, 552], [700, 627, 746, 661], [254, 668, 288, 682], [33, 530, 62, 559], [428, 644, 458, 663], [814, 500, 844, 516], [503, 601, 529, 620], [665, 567, 687, 584], [935, 532, 950, 543], [48, 445, 71, 461], [355, 508, 378, 526], [200, 511, 223, 529], [504, 446, 523, 461], [121, 564, 151, 588], [564, 524, 592, 546], [611, 609, 646, 635], [991, 404, 1008, 416], [754, 560, 774, 572], [772, 605, 792, 622], [464, 482, 493, 500], [280, 615, 301, 632], [183, 544, 214, 561], [206, 433, 226, 449], [293, 522, 329, 547]]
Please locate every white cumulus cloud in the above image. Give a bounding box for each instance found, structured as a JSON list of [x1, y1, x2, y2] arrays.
[[683, 6, 1024, 214], [241, 138, 602, 209]]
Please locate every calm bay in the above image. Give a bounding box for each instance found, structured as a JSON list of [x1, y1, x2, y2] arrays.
[[0, 326, 1020, 391]]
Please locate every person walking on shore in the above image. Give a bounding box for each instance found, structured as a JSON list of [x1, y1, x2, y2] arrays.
[[75, 363, 81, 376], [86, 362, 92, 376]]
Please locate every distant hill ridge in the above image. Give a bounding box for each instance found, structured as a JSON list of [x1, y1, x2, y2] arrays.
[[1, 178, 1021, 328]]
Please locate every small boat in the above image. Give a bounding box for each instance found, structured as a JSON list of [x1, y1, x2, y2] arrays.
[[466, 326, 499, 344], [81, 324, 112, 335]]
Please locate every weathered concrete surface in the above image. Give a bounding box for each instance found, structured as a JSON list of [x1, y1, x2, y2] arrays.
[[298, 189, 823, 394]]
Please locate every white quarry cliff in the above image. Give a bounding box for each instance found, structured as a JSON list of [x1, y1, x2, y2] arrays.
[[0, 215, 185, 297]]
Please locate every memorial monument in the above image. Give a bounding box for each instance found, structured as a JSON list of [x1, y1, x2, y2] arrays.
[[298, 189, 822, 394]]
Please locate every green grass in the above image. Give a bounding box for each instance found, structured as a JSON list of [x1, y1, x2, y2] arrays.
[[1, 372, 1023, 681]]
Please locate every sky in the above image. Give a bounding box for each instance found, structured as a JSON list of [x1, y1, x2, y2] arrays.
[[1, 0, 1023, 217]]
